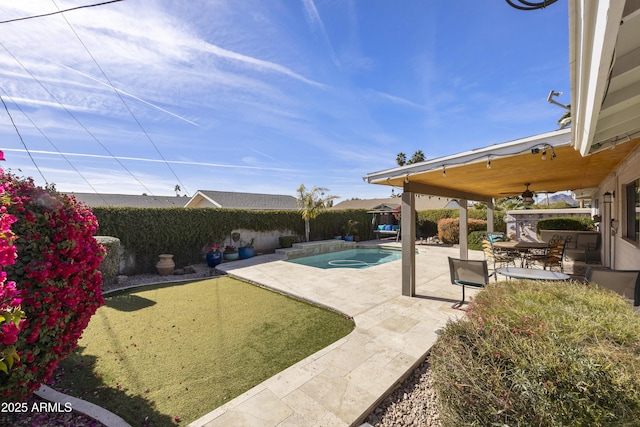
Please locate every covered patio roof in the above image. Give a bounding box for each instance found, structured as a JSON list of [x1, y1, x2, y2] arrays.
[[364, 128, 640, 202], [571, 0, 640, 156]]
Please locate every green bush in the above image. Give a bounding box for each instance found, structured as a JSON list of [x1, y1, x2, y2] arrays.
[[431, 280, 640, 426], [437, 218, 487, 244], [93, 207, 305, 273], [95, 236, 120, 286], [310, 210, 371, 241], [468, 230, 487, 251], [536, 217, 596, 233], [278, 235, 300, 248]]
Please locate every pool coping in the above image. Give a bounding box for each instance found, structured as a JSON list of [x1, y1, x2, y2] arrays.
[[187, 241, 480, 426]]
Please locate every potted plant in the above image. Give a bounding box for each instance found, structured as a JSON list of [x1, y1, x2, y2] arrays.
[[223, 244, 238, 260], [238, 237, 255, 259], [333, 231, 342, 240], [342, 220, 359, 242], [205, 245, 222, 267]]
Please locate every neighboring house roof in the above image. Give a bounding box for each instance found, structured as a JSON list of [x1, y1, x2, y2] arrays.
[[185, 190, 298, 210], [332, 197, 456, 211], [66, 192, 189, 207]]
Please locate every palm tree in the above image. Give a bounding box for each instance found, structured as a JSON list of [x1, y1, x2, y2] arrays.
[[296, 184, 339, 242], [396, 152, 407, 166], [409, 150, 425, 164]]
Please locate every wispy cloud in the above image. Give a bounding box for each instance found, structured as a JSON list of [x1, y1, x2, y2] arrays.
[[302, 0, 340, 67], [367, 89, 427, 110], [1, 148, 301, 173]]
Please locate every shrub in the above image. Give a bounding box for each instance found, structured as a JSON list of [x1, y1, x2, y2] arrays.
[[0, 171, 105, 400], [536, 217, 596, 233], [417, 209, 458, 237], [467, 230, 487, 251], [437, 218, 487, 244], [418, 209, 506, 238], [95, 236, 120, 286], [279, 236, 300, 248], [431, 279, 640, 426], [0, 180, 22, 376]]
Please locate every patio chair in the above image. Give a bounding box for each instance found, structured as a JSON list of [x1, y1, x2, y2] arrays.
[[482, 239, 516, 280], [542, 237, 567, 272], [448, 257, 490, 309], [575, 233, 600, 263], [585, 267, 640, 306]]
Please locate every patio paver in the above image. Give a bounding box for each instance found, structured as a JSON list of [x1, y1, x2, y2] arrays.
[[187, 242, 484, 427]]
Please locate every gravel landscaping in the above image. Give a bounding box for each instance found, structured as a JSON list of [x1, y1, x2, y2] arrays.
[[365, 356, 441, 427]]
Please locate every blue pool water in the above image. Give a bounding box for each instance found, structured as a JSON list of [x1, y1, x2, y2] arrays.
[[287, 248, 402, 270]]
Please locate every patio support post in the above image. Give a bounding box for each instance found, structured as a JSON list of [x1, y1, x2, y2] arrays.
[[459, 199, 468, 259], [401, 187, 416, 296], [602, 192, 612, 268], [486, 200, 495, 235]]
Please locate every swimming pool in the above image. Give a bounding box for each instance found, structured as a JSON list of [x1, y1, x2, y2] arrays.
[[287, 248, 402, 270]]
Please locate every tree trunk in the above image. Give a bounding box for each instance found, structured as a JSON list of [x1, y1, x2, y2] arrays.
[[305, 220, 310, 242]]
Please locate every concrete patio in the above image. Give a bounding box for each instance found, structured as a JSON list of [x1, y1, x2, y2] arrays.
[[187, 241, 486, 427]]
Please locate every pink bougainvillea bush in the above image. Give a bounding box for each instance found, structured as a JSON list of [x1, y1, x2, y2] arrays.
[[0, 170, 105, 400], [0, 177, 23, 376]]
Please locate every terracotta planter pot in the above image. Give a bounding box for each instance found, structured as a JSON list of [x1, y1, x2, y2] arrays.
[[156, 254, 175, 275]]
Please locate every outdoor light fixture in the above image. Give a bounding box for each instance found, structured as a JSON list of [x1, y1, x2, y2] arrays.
[[442, 165, 446, 177], [521, 183, 534, 205], [404, 174, 409, 184], [486, 157, 491, 169], [538, 144, 556, 160], [603, 191, 613, 203]]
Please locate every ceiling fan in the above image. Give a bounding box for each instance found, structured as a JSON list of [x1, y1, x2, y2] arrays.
[[499, 183, 539, 205], [521, 183, 534, 205]]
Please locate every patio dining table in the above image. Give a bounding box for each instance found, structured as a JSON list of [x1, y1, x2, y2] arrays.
[[492, 240, 549, 267], [497, 267, 570, 281]]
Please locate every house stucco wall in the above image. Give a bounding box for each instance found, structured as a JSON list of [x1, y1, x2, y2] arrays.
[[598, 145, 640, 270]]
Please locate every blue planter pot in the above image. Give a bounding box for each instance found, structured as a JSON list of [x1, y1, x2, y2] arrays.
[[239, 246, 254, 259], [344, 235, 354, 242], [206, 252, 222, 267]]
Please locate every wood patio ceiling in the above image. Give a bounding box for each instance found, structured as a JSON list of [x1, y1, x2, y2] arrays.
[[381, 139, 640, 201]]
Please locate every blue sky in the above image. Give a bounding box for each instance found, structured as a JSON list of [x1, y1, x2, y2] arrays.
[[0, 0, 569, 201]]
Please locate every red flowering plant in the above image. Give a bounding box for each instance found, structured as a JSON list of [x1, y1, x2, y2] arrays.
[[0, 170, 105, 400], [206, 245, 221, 254], [0, 179, 24, 376]]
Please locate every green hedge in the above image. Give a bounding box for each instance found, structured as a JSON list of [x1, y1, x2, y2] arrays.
[[92, 207, 372, 274], [536, 217, 596, 233], [308, 209, 372, 241], [92, 207, 301, 273], [95, 236, 120, 286]]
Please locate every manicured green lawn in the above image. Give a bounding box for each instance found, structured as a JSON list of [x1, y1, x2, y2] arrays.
[[52, 277, 354, 425]]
